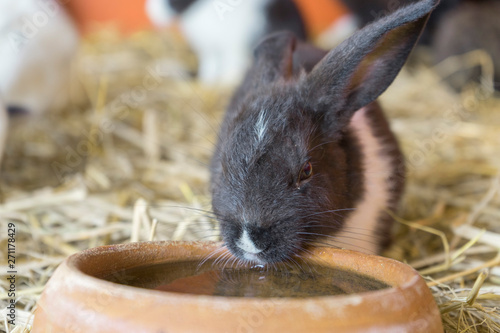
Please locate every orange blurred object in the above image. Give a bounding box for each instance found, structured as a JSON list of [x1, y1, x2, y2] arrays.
[[63, 0, 152, 35], [63, 0, 348, 37], [294, 0, 350, 37]]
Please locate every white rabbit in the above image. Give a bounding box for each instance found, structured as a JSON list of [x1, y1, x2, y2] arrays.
[[0, 0, 79, 115]]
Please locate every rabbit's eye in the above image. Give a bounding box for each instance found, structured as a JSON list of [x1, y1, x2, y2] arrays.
[[299, 161, 313, 181]]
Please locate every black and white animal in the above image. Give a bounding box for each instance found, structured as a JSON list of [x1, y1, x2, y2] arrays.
[[210, 0, 439, 264], [145, 0, 306, 84]]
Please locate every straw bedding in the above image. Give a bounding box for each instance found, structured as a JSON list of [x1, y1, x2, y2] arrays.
[[0, 29, 499, 332]]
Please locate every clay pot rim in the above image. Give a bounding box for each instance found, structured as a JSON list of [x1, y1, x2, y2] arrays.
[[63, 240, 422, 304]]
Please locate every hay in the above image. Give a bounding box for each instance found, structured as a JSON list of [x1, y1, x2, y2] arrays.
[[0, 29, 499, 332]]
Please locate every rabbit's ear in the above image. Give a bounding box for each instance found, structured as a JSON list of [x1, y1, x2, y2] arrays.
[[303, 0, 439, 132], [250, 31, 297, 86]]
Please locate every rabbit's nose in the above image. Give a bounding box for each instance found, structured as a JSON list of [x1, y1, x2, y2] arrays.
[[236, 229, 263, 255]]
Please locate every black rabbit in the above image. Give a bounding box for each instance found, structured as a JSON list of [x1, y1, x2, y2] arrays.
[[210, 0, 439, 264]]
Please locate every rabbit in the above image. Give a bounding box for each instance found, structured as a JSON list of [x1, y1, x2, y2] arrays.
[[145, 0, 307, 85], [209, 0, 439, 264], [0, 0, 79, 115]]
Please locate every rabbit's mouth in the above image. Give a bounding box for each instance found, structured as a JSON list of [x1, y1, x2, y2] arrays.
[[233, 230, 268, 263], [230, 240, 299, 265], [225, 244, 267, 264], [242, 252, 266, 264], [221, 220, 302, 264]]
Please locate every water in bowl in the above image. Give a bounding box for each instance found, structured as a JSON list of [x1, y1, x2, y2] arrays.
[[103, 259, 390, 298]]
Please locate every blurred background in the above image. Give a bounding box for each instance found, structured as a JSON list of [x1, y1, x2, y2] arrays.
[[1, 0, 500, 331]]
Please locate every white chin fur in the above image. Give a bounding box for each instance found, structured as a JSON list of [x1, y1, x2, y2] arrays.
[[243, 253, 263, 263], [336, 107, 393, 254]]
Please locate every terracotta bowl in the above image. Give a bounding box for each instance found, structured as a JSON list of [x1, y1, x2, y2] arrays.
[[33, 241, 443, 332]]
